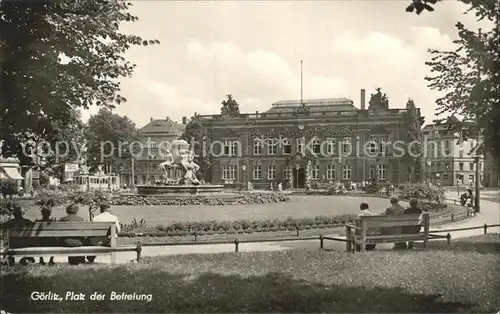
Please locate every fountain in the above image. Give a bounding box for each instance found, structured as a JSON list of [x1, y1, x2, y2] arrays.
[[136, 139, 225, 199]]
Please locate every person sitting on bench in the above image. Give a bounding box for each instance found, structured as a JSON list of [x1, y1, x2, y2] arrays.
[[59, 204, 86, 265], [86, 203, 120, 263], [404, 198, 422, 249], [36, 206, 56, 265], [355, 202, 377, 251], [4, 205, 36, 265], [384, 195, 407, 249]]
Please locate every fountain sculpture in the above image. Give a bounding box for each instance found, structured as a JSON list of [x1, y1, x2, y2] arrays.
[[136, 139, 224, 199]]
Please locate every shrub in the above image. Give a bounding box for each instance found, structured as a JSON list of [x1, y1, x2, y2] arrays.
[[398, 183, 445, 204]]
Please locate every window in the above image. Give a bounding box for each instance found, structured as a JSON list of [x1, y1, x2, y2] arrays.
[[326, 165, 335, 180], [459, 162, 464, 171], [378, 138, 386, 154], [222, 165, 237, 180], [469, 162, 474, 171], [377, 164, 387, 180], [296, 138, 304, 154], [230, 141, 238, 155], [341, 138, 351, 155], [253, 165, 262, 180], [469, 174, 474, 182], [443, 173, 449, 180], [148, 141, 157, 148], [253, 139, 263, 155], [267, 165, 276, 180], [368, 164, 375, 179], [444, 162, 450, 170], [443, 140, 450, 154], [342, 164, 351, 180], [268, 139, 277, 155], [282, 138, 291, 154], [326, 138, 336, 155], [223, 140, 238, 156], [311, 165, 320, 179], [283, 168, 289, 180], [479, 162, 483, 171], [312, 139, 321, 154], [368, 140, 377, 154]]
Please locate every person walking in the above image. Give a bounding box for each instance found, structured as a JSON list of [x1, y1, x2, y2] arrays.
[[86, 203, 120, 263], [60, 204, 86, 265], [384, 195, 407, 249], [404, 198, 422, 249], [36, 206, 55, 265]]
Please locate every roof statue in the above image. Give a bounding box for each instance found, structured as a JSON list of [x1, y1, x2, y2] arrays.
[[368, 87, 389, 110]]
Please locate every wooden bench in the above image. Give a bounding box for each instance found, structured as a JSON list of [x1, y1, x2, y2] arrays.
[[344, 213, 450, 252], [1, 221, 117, 264]]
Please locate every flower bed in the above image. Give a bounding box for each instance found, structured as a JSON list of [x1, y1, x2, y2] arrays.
[[109, 193, 290, 206], [120, 214, 358, 236]]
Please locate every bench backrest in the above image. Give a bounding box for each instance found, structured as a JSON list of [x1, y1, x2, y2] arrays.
[[360, 213, 428, 229], [3, 222, 115, 239]]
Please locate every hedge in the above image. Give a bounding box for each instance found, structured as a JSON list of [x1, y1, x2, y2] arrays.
[[120, 214, 359, 236]]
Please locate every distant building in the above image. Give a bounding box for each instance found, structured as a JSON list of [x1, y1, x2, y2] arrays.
[[421, 124, 484, 186], [0, 157, 24, 196], [198, 89, 424, 189], [121, 116, 187, 186], [484, 152, 499, 187]]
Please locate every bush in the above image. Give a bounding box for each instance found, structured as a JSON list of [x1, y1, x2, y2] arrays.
[[108, 193, 290, 206], [120, 213, 358, 235], [398, 183, 445, 204]]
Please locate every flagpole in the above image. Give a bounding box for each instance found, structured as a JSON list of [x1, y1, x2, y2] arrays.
[[300, 60, 303, 105]]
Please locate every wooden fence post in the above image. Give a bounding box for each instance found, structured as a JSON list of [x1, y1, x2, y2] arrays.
[[446, 233, 451, 247], [194, 231, 197, 243], [319, 235, 324, 250], [451, 213, 454, 221], [483, 223, 488, 234], [234, 239, 239, 252], [296, 226, 300, 237], [136, 241, 142, 262]]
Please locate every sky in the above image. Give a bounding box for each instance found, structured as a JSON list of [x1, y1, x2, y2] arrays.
[[80, 0, 493, 129]]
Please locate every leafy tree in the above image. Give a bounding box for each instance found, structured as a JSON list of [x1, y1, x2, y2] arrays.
[[180, 113, 211, 181], [424, 2, 499, 157], [220, 94, 240, 116], [85, 107, 137, 173], [0, 0, 158, 164]]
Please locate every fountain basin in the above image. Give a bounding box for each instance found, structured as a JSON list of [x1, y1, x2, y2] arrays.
[[136, 184, 225, 200]]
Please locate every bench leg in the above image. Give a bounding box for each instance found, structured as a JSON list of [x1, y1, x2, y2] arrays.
[[110, 252, 116, 264], [346, 240, 352, 252], [423, 238, 428, 249]]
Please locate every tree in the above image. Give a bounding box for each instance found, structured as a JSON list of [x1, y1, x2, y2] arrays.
[[38, 109, 86, 181], [0, 0, 158, 164], [424, 2, 499, 157], [220, 94, 240, 116], [180, 113, 211, 181], [404, 99, 424, 183], [85, 108, 137, 173], [406, 0, 499, 18]]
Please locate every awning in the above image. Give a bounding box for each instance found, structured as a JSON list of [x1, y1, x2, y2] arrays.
[[2, 167, 24, 180]]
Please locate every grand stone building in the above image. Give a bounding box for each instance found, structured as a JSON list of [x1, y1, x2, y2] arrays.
[[198, 89, 425, 189]]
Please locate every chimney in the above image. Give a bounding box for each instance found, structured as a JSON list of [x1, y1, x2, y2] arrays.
[[256, 110, 259, 116], [182, 116, 187, 124], [166, 116, 169, 121], [360, 89, 366, 110], [150, 117, 153, 122]]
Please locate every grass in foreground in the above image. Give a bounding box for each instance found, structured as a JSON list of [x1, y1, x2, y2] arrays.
[[1, 234, 499, 313]]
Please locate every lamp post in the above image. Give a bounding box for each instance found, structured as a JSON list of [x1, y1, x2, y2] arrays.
[[426, 159, 431, 186], [242, 164, 247, 190], [295, 164, 300, 189]]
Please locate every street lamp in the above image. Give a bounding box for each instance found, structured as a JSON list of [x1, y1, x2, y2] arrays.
[[242, 164, 247, 190], [295, 164, 300, 189], [426, 159, 431, 186]]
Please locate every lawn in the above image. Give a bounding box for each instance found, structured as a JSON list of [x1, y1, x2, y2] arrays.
[[19, 195, 399, 225], [2, 234, 499, 313]]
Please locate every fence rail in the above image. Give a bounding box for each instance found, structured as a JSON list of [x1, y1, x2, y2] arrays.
[[2, 223, 498, 262]]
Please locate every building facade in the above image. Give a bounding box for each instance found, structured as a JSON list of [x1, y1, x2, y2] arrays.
[[199, 89, 424, 189], [484, 152, 499, 187], [120, 116, 186, 186], [421, 124, 485, 186]]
